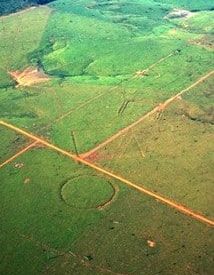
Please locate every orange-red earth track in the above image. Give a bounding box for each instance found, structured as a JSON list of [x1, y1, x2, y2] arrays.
[[0, 120, 213, 227], [82, 70, 214, 158], [0, 141, 38, 169]]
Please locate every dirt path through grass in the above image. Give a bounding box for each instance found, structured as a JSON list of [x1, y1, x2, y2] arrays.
[[1, 119, 213, 226], [0, 140, 38, 168], [18, 231, 126, 275], [82, 70, 214, 158]]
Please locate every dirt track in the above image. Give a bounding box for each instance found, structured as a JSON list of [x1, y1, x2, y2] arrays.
[[0, 141, 38, 168], [82, 70, 214, 158], [0, 119, 213, 227]]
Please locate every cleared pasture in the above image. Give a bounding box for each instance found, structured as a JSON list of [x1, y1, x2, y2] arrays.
[[0, 0, 213, 274]]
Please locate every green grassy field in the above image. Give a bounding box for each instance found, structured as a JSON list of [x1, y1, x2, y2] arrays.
[[0, 0, 213, 274], [0, 127, 30, 163], [0, 148, 213, 274], [93, 77, 214, 218]]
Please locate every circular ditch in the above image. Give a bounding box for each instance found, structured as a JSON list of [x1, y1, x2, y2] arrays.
[[60, 175, 117, 210]]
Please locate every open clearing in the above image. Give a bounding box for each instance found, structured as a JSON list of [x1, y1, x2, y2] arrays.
[[91, 74, 214, 219], [0, 0, 214, 274], [9, 67, 50, 87]]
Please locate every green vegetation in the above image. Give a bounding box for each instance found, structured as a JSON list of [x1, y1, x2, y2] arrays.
[[155, 0, 214, 11], [61, 175, 115, 209], [0, 127, 29, 163], [95, 78, 214, 217], [0, 0, 213, 274], [0, 0, 213, 153], [0, 149, 103, 274], [0, 0, 54, 15], [0, 6, 51, 87], [0, 148, 213, 274]]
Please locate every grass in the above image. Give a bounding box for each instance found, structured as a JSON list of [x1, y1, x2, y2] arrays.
[[0, 148, 213, 275], [0, 149, 104, 249], [60, 175, 115, 209], [94, 77, 214, 218], [154, 0, 214, 11], [0, 1, 213, 155], [171, 11, 214, 35], [1, 43, 213, 153], [0, 126, 29, 163], [0, 148, 103, 274], [0, 0, 213, 274], [70, 185, 213, 275], [0, 1, 54, 15]]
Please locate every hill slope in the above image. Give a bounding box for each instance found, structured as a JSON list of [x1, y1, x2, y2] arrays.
[[0, 0, 54, 15]]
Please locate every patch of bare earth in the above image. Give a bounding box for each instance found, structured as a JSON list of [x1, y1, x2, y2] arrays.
[[165, 9, 194, 19], [81, 150, 115, 162], [9, 67, 49, 87], [134, 69, 149, 78], [189, 36, 214, 50]]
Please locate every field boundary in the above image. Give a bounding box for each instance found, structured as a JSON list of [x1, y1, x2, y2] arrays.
[[82, 70, 214, 158], [133, 52, 174, 78], [0, 6, 36, 19], [54, 92, 106, 124], [38, 90, 107, 134], [17, 231, 126, 275], [0, 119, 213, 227], [0, 141, 38, 169]]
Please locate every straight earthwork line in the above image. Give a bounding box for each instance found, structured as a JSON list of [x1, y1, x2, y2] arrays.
[[82, 70, 214, 158], [38, 91, 107, 133], [0, 141, 38, 169], [111, 51, 175, 90], [54, 92, 106, 124], [0, 120, 213, 227]]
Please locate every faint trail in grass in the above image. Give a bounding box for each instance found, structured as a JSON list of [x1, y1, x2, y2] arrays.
[[17, 232, 127, 275], [1, 119, 213, 226], [55, 92, 105, 124], [0, 140, 38, 169], [133, 133, 145, 159], [133, 52, 174, 79], [38, 91, 106, 134], [117, 134, 133, 160], [108, 51, 176, 92], [82, 70, 214, 158]]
